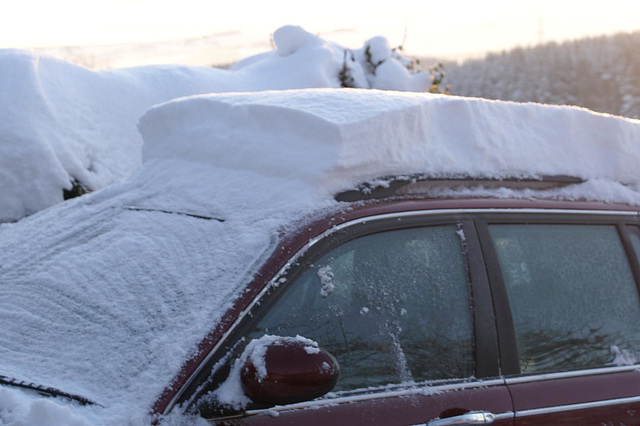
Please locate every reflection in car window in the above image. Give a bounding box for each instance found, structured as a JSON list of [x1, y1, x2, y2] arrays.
[[490, 224, 640, 374], [249, 226, 474, 392]]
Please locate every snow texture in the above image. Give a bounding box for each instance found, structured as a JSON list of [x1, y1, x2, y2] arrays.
[[0, 26, 429, 223], [139, 89, 640, 204]]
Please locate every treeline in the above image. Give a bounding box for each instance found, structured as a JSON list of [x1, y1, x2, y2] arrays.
[[438, 31, 640, 119]]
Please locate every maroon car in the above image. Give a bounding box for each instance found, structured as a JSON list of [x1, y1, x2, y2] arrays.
[[151, 176, 640, 425], [3, 90, 640, 426]]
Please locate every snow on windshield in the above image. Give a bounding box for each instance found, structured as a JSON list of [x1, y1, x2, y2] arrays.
[[0, 158, 336, 425]]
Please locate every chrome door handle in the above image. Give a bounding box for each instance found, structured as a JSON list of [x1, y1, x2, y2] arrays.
[[426, 411, 496, 425]]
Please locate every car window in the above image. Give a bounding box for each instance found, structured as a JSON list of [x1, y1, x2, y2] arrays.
[[249, 225, 474, 392], [489, 224, 640, 374]]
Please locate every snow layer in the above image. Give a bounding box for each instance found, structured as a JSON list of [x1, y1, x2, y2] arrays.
[[140, 89, 640, 203], [0, 26, 428, 222]]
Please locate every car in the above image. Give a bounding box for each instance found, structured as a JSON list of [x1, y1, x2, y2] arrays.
[[162, 186, 640, 426], [2, 89, 640, 425]]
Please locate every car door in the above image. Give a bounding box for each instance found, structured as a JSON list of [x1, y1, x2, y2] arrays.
[[478, 214, 640, 425], [200, 214, 514, 425]]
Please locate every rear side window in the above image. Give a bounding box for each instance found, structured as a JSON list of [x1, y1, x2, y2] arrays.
[[249, 225, 474, 392], [489, 224, 640, 374]]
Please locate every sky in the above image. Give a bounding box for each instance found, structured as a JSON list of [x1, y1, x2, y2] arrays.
[[2, 0, 640, 65]]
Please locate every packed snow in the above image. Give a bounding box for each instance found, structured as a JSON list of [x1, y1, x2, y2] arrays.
[[139, 89, 640, 203], [2, 23, 640, 426], [0, 25, 430, 223]]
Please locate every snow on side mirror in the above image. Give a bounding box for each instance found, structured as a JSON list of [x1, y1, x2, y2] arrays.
[[240, 335, 339, 406]]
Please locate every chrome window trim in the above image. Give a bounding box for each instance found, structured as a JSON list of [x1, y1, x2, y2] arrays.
[[516, 395, 640, 417], [505, 364, 640, 385], [166, 207, 640, 414], [494, 411, 516, 421], [240, 378, 507, 419]]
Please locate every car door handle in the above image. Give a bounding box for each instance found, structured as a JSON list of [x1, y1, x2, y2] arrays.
[[426, 411, 496, 425]]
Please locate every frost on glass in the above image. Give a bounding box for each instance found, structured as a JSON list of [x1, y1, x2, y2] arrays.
[[490, 224, 640, 374], [249, 226, 473, 392]]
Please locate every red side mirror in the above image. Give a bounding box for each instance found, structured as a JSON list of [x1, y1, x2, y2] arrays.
[[240, 336, 339, 405]]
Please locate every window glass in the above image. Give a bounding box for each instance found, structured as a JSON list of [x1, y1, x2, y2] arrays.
[[490, 224, 640, 374], [249, 225, 474, 392]]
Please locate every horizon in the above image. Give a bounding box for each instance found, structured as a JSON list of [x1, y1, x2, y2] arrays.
[[4, 0, 640, 67]]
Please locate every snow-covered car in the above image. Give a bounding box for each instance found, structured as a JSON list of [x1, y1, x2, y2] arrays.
[[2, 89, 640, 425]]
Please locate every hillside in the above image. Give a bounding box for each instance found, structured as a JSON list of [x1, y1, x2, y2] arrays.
[[442, 31, 640, 119]]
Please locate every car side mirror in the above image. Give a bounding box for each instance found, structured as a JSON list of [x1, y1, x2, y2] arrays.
[[240, 336, 339, 406]]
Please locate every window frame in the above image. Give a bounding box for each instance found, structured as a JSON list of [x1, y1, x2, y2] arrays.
[[474, 210, 640, 424], [475, 210, 640, 378]]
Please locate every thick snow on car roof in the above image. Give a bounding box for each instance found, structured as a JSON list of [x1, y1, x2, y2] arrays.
[[2, 88, 640, 425], [140, 88, 640, 204]]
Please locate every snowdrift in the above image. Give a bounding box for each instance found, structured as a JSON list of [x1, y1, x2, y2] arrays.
[[0, 26, 430, 222]]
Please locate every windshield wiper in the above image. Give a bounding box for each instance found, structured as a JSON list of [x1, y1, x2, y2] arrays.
[[123, 206, 225, 222], [0, 374, 101, 406]]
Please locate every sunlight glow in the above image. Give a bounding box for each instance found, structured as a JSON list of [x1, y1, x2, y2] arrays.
[[3, 0, 640, 60]]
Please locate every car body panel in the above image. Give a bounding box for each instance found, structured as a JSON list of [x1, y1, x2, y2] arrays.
[[224, 381, 514, 425]]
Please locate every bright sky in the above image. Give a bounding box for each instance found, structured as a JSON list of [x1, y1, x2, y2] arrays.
[[3, 0, 640, 61]]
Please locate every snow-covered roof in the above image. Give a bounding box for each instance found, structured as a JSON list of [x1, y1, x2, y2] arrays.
[[140, 89, 640, 204]]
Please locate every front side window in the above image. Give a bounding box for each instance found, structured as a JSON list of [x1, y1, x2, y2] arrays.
[[249, 225, 474, 392], [490, 224, 640, 374]]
